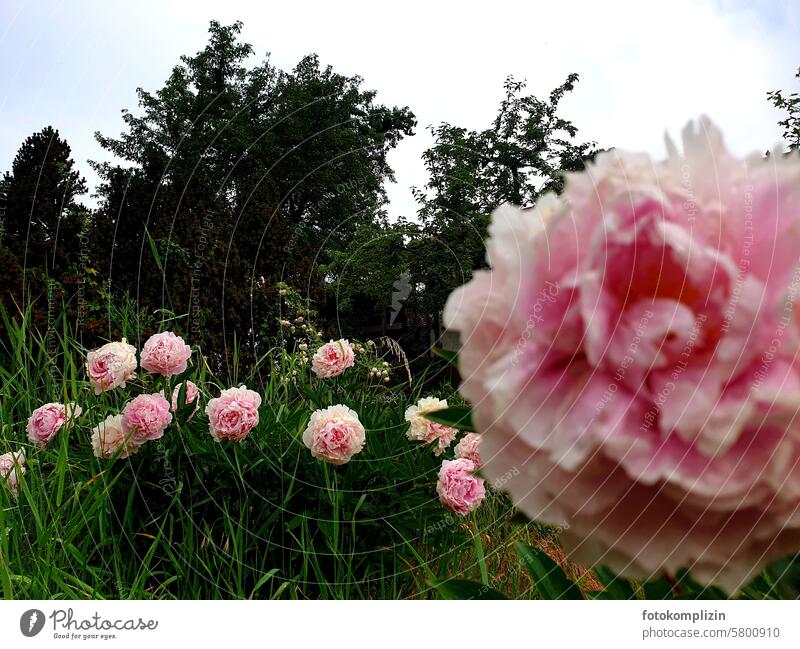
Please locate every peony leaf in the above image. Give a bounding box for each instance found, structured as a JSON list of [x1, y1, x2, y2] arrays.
[[433, 578, 507, 600], [432, 347, 458, 367], [593, 565, 636, 599], [175, 381, 192, 417], [515, 543, 583, 600], [642, 576, 674, 599], [423, 406, 475, 432]]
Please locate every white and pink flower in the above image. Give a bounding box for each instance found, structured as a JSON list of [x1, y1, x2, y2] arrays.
[[311, 339, 355, 378], [436, 458, 485, 516], [454, 433, 482, 469], [205, 386, 261, 442], [171, 380, 200, 419], [122, 393, 172, 443], [404, 397, 458, 455], [444, 117, 800, 591], [26, 402, 82, 447], [86, 339, 137, 394], [91, 415, 138, 459], [302, 404, 366, 465], [140, 331, 192, 377], [0, 449, 26, 496]]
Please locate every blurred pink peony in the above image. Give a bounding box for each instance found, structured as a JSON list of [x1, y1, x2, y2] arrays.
[[302, 404, 365, 465], [454, 433, 482, 469], [444, 117, 800, 591], [122, 393, 172, 443], [86, 339, 137, 394], [311, 339, 355, 378], [27, 402, 82, 447], [436, 458, 485, 515], [171, 380, 200, 418], [0, 449, 26, 496], [404, 397, 458, 455], [206, 386, 261, 442], [91, 415, 138, 459], [140, 331, 192, 377]]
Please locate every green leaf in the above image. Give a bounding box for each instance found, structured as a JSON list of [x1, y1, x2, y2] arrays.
[[298, 385, 322, 408], [144, 228, 163, 273], [515, 543, 583, 600], [424, 406, 475, 432], [642, 576, 675, 600], [432, 347, 458, 367], [249, 568, 281, 599], [594, 565, 636, 599], [434, 578, 507, 600]]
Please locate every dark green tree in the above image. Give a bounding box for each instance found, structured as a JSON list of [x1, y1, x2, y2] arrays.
[[2, 126, 87, 276], [410, 74, 598, 329], [90, 21, 415, 366], [0, 127, 88, 328], [320, 214, 415, 336]]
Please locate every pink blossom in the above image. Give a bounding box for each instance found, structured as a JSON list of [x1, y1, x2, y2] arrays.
[[444, 117, 800, 591], [91, 415, 138, 459], [86, 339, 137, 394], [205, 386, 261, 442], [302, 404, 366, 465], [140, 331, 192, 377], [0, 449, 26, 496], [436, 458, 485, 515], [404, 397, 458, 455], [454, 433, 482, 469], [122, 393, 172, 443], [311, 339, 355, 378], [171, 380, 200, 419], [26, 402, 82, 447]]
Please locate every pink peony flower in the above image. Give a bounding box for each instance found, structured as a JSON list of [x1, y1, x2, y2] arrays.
[[436, 458, 485, 515], [404, 397, 458, 455], [311, 339, 355, 378], [91, 414, 138, 459], [26, 402, 82, 447], [171, 380, 200, 419], [205, 386, 261, 442], [302, 404, 366, 465], [86, 339, 137, 394], [444, 117, 800, 591], [140, 331, 192, 377], [122, 393, 172, 443], [0, 449, 26, 496], [454, 433, 482, 469]]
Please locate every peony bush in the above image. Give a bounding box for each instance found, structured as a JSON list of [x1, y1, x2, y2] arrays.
[[2, 312, 496, 599]]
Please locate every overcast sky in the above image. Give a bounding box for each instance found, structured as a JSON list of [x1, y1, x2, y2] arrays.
[[2, 0, 799, 218]]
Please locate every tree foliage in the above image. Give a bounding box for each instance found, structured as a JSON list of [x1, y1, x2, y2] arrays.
[[768, 67, 800, 151], [87, 21, 415, 365], [409, 74, 598, 319], [2, 126, 87, 274], [0, 127, 89, 333]]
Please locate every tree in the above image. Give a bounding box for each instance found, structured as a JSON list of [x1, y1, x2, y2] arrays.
[[90, 21, 415, 366], [768, 67, 800, 151], [320, 215, 415, 335], [2, 126, 87, 277], [410, 74, 599, 329], [0, 127, 89, 331]]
